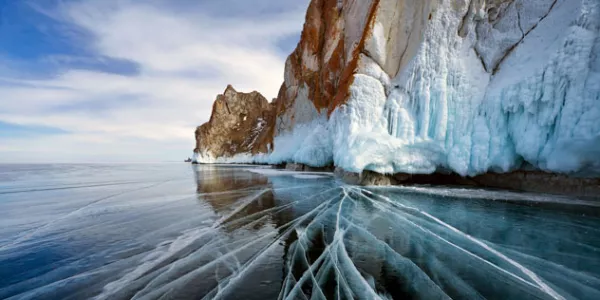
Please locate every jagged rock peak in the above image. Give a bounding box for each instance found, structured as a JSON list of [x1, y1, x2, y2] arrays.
[[224, 84, 236, 94], [193, 86, 274, 162]]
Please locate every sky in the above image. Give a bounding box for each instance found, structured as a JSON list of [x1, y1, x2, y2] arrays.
[[0, 0, 309, 163]]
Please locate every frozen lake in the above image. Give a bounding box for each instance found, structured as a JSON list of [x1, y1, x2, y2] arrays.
[[0, 164, 599, 299]]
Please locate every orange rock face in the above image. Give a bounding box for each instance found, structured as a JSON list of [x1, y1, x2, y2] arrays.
[[272, 0, 381, 135]]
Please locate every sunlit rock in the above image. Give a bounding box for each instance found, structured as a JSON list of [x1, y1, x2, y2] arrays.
[[193, 85, 274, 163]]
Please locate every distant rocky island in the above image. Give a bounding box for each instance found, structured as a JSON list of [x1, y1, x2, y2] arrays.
[[193, 0, 600, 196]]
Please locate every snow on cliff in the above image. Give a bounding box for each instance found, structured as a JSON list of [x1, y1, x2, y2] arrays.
[[196, 0, 600, 177]]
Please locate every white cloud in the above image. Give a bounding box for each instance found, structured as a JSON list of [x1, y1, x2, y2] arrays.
[[0, 0, 308, 163]]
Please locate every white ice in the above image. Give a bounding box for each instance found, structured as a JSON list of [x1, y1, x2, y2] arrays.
[[5, 165, 599, 299]]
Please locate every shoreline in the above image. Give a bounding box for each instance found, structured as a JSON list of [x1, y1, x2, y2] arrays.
[[191, 161, 600, 198]]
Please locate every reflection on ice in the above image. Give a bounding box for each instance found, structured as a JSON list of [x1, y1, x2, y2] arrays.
[[0, 164, 598, 299], [101, 166, 600, 300]]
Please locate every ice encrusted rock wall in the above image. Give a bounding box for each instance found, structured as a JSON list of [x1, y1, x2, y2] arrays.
[[376, 0, 600, 176], [197, 0, 600, 177], [273, 0, 600, 176]]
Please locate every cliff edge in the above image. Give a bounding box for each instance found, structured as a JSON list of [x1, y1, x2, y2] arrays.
[[193, 85, 274, 162], [193, 0, 600, 196]]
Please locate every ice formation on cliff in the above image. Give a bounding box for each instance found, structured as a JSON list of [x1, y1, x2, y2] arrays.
[[196, 0, 600, 177], [327, 0, 600, 176]]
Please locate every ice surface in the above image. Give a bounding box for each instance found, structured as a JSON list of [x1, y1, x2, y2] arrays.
[[1, 164, 600, 299], [246, 168, 333, 179]]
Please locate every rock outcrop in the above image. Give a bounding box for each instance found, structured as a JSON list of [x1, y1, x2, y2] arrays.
[[194, 0, 600, 195], [193, 85, 274, 162]]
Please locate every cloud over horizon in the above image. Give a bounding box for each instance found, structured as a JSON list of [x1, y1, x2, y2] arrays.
[[0, 0, 308, 162]]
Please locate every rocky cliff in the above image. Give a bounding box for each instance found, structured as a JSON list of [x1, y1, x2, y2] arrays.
[[194, 0, 600, 194], [193, 85, 274, 162]]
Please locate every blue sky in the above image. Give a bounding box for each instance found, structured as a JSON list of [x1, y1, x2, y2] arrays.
[[0, 0, 308, 162]]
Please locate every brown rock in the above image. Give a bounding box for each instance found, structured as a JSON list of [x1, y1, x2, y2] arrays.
[[336, 168, 600, 197], [194, 85, 275, 160], [285, 163, 334, 172], [335, 168, 394, 186], [469, 171, 600, 198]]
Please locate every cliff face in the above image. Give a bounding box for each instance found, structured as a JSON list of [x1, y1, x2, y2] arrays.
[[268, 0, 600, 176], [193, 85, 274, 162], [195, 0, 600, 182], [271, 0, 373, 134]]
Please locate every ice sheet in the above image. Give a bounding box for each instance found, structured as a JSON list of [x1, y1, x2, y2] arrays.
[[1, 164, 599, 299]]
